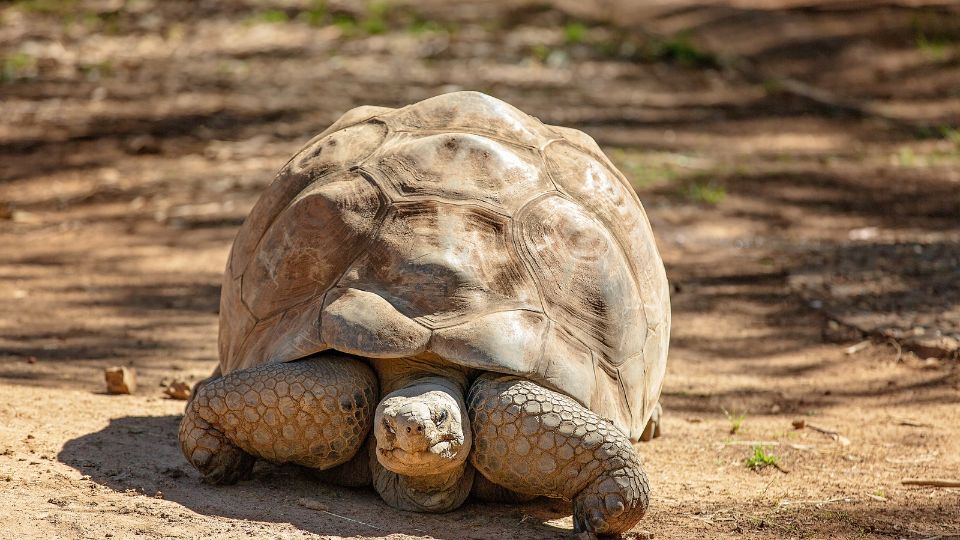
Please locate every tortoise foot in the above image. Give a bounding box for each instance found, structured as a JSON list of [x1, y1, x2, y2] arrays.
[[179, 409, 254, 484], [639, 402, 662, 442]]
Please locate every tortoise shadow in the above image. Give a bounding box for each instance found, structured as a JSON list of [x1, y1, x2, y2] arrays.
[[57, 415, 572, 539]]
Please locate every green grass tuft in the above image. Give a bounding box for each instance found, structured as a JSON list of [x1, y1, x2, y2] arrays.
[[564, 22, 587, 45], [916, 34, 951, 60], [745, 445, 779, 471], [529, 44, 551, 63], [940, 126, 960, 148], [610, 149, 692, 189], [14, 0, 77, 15], [361, 0, 389, 34], [1, 52, 37, 83], [895, 146, 917, 167], [724, 408, 746, 434], [407, 18, 446, 35], [246, 9, 289, 25], [329, 1, 390, 37], [299, 0, 328, 27], [333, 13, 360, 36], [686, 179, 726, 205], [653, 33, 718, 68]]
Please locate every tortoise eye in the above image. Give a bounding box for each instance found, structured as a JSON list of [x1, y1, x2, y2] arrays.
[[435, 410, 448, 425]]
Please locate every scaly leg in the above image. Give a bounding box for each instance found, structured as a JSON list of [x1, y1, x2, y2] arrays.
[[179, 353, 377, 485], [468, 374, 650, 535]]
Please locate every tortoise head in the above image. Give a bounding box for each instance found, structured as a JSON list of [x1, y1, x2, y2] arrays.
[[373, 377, 471, 476]]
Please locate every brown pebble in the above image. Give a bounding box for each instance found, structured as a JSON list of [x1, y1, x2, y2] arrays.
[[792, 419, 806, 430], [297, 497, 328, 511], [163, 380, 191, 400], [105, 366, 137, 394]]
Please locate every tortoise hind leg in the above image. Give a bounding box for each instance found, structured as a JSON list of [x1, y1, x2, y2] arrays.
[[468, 374, 650, 536], [178, 353, 378, 484], [639, 402, 662, 442]]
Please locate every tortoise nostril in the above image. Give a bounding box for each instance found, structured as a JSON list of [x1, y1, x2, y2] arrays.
[[406, 426, 412, 434]]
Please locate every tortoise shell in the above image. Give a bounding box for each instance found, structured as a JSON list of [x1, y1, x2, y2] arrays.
[[218, 92, 670, 442]]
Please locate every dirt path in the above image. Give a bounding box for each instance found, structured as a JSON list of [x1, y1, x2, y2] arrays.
[[1, 1, 958, 538]]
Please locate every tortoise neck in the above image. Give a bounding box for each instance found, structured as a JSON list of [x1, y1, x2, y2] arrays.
[[371, 355, 468, 394], [403, 461, 468, 492], [372, 457, 475, 513]]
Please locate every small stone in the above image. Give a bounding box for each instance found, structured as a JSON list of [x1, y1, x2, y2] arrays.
[[297, 497, 328, 511], [11, 210, 41, 224], [792, 419, 806, 430], [104, 366, 137, 394], [163, 380, 191, 400]]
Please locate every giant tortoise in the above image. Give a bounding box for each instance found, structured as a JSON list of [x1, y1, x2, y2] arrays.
[[179, 91, 670, 535]]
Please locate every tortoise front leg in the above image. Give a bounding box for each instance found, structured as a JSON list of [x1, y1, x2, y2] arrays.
[[467, 374, 650, 535], [179, 354, 377, 485]]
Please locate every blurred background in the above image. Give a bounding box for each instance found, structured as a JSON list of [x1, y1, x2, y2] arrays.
[[1, 1, 958, 538]]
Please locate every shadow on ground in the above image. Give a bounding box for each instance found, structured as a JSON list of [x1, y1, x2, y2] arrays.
[[57, 414, 959, 539], [58, 415, 570, 540]]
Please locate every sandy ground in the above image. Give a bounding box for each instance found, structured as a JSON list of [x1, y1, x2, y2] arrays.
[[1, 1, 958, 538]]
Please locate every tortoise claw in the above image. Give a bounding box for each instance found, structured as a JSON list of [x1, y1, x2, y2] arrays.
[[198, 445, 254, 485]]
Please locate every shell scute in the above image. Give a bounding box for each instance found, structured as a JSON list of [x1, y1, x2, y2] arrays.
[[367, 131, 552, 213], [383, 91, 553, 147], [240, 171, 385, 320], [337, 202, 541, 327], [516, 195, 646, 367]]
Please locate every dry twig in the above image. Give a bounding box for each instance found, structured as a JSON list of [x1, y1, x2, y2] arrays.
[[778, 497, 855, 507], [721, 440, 780, 446], [902, 478, 960, 488], [893, 417, 933, 428], [805, 424, 851, 446]]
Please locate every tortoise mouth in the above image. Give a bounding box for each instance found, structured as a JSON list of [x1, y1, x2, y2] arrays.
[[376, 435, 467, 475]]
